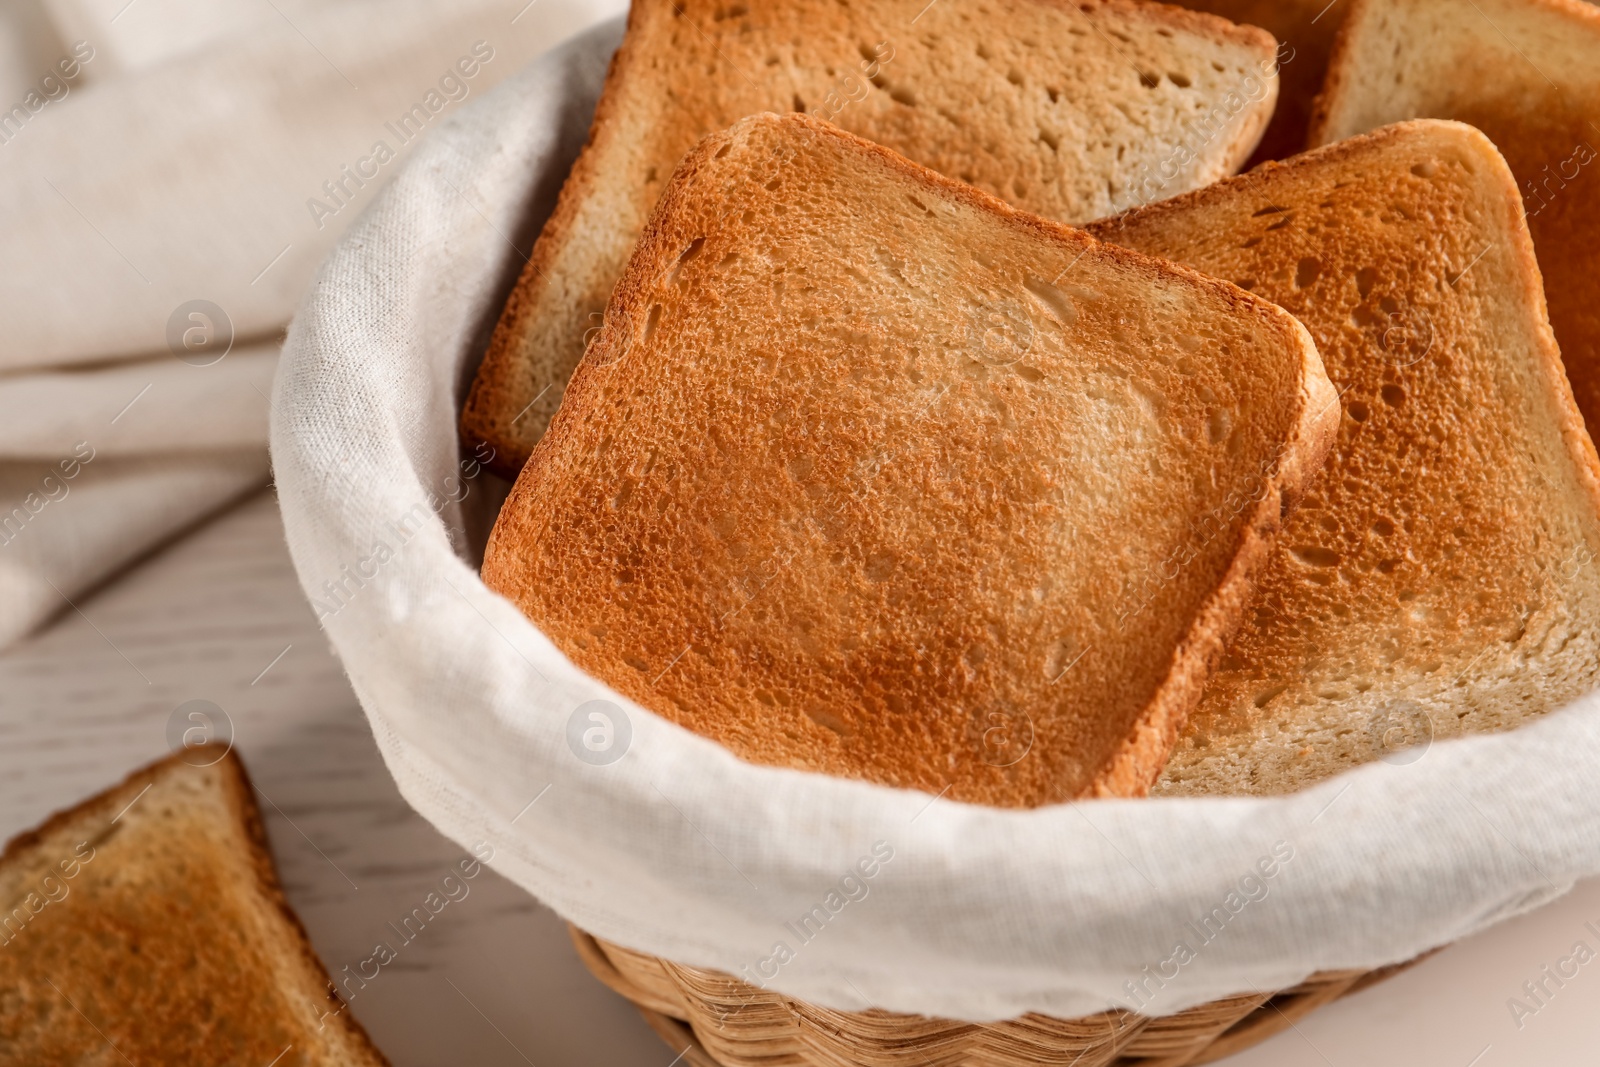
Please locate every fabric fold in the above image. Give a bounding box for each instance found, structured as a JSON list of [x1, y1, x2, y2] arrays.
[[0, 452, 270, 646], [0, 341, 278, 458]]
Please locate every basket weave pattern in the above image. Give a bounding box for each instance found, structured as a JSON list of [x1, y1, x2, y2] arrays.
[[571, 928, 1424, 1066]]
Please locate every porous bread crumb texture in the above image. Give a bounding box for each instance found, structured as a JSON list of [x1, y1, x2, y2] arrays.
[[1173, 0, 1344, 163], [1311, 0, 1600, 440], [483, 113, 1336, 809], [1091, 120, 1600, 797], [462, 0, 1281, 474], [0, 751, 388, 1066]]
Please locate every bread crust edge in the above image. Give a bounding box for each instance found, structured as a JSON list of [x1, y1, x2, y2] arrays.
[[1091, 311, 1339, 797], [459, 2, 646, 480]]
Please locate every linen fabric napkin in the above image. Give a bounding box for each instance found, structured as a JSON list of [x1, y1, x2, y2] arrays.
[[0, 0, 625, 646]]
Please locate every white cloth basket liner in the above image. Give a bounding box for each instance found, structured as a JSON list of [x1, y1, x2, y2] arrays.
[[272, 18, 1600, 1022]]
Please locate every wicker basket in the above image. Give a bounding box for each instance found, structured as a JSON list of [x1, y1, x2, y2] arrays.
[[571, 927, 1429, 1066]]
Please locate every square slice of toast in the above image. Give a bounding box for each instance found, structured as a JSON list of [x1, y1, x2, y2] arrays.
[[0, 749, 388, 1065], [463, 0, 1284, 475], [1310, 0, 1600, 440], [482, 113, 1338, 809], [1090, 120, 1600, 795]]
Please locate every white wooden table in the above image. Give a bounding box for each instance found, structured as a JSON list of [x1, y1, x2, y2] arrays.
[[2, 489, 1596, 1065]]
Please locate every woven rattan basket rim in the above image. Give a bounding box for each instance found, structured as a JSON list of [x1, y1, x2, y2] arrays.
[[570, 926, 1432, 1066]]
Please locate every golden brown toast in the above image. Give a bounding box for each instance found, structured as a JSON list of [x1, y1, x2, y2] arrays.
[[462, 0, 1284, 476], [482, 113, 1338, 808], [1090, 120, 1600, 795], [1171, 0, 1342, 163], [0, 749, 388, 1065], [1310, 0, 1600, 440]]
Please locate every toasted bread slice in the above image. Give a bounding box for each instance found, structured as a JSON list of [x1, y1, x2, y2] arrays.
[[1090, 120, 1600, 796], [482, 113, 1338, 808], [1171, 0, 1341, 163], [0, 749, 388, 1065], [463, 0, 1284, 476], [1310, 0, 1600, 439]]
